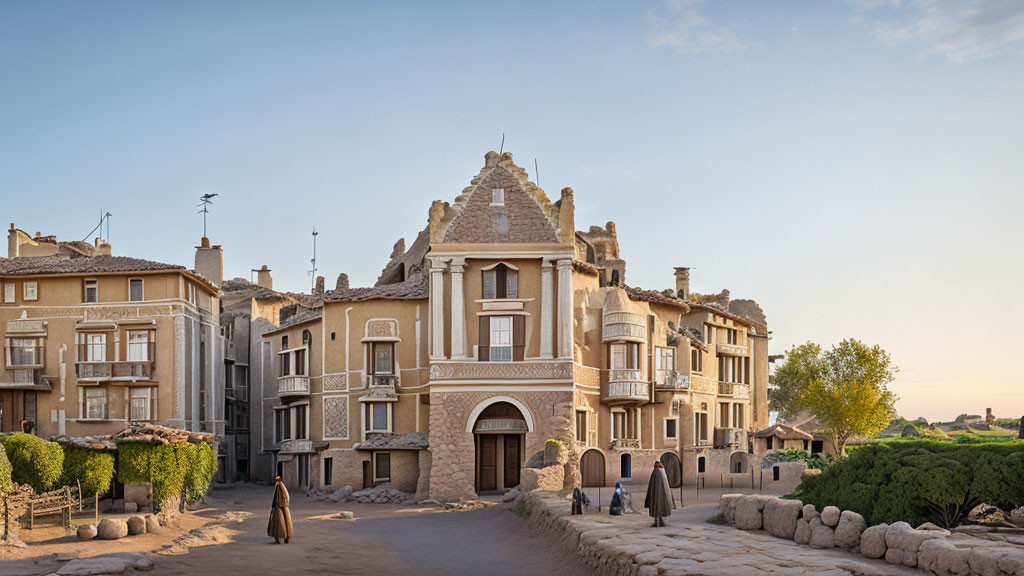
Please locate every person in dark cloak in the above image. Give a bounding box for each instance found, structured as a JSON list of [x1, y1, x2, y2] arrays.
[[644, 461, 675, 527], [609, 482, 625, 516], [268, 477, 294, 544]]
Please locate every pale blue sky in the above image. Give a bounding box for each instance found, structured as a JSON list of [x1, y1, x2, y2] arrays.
[[2, 1, 1022, 421]]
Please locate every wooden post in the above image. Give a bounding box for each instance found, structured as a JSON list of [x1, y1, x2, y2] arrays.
[[3, 496, 8, 540], [95, 492, 98, 525], [29, 501, 34, 530]]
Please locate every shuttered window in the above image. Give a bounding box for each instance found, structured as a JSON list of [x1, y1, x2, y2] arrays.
[[482, 265, 518, 299], [479, 315, 525, 361]]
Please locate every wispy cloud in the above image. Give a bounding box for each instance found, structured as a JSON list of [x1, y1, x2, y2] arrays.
[[852, 0, 1024, 63], [646, 0, 745, 55]]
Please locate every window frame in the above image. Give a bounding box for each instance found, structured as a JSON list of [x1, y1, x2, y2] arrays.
[[374, 452, 391, 482], [85, 387, 108, 420], [129, 278, 145, 302], [2, 283, 14, 303], [490, 188, 505, 205], [130, 387, 154, 421], [8, 337, 40, 367], [664, 418, 678, 440], [370, 342, 394, 375], [481, 264, 518, 299], [84, 279, 99, 303], [85, 333, 106, 362], [23, 281, 38, 301], [575, 410, 587, 442], [363, 402, 390, 433], [488, 316, 513, 362], [127, 330, 150, 362]]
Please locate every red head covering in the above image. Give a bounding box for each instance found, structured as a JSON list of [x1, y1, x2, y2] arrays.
[[656, 462, 664, 468]]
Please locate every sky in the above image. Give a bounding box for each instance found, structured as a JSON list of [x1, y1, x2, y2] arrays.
[[1, 0, 1021, 422]]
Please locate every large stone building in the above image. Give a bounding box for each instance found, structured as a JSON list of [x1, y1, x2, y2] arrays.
[[259, 152, 771, 500], [0, 225, 225, 440]]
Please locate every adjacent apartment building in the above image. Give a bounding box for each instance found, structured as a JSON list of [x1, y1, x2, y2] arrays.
[[258, 152, 771, 500], [0, 225, 225, 440]]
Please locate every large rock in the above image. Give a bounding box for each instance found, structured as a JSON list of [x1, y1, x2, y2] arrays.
[[763, 498, 802, 539], [884, 521, 913, 549], [820, 505, 841, 527], [808, 517, 835, 548], [885, 522, 945, 568], [834, 510, 867, 548], [126, 515, 146, 535], [76, 524, 97, 541], [1011, 507, 1024, 527], [519, 465, 564, 493], [145, 514, 160, 533], [860, 523, 889, 559], [96, 518, 128, 540], [918, 539, 970, 575], [719, 494, 743, 526], [735, 495, 772, 530], [794, 518, 811, 545], [802, 504, 819, 523], [56, 552, 153, 576]]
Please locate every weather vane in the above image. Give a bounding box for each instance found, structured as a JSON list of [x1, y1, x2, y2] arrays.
[[197, 194, 217, 238]]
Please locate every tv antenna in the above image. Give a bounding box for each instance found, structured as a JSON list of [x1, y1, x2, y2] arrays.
[[197, 194, 217, 238], [534, 158, 539, 186], [81, 210, 113, 243], [499, 133, 504, 155], [309, 227, 319, 291]]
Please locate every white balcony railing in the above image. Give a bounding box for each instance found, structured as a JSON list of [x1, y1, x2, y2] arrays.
[[278, 438, 313, 454], [278, 375, 310, 396], [611, 438, 640, 450], [717, 343, 748, 356], [718, 381, 750, 399], [368, 373, 400, 388]]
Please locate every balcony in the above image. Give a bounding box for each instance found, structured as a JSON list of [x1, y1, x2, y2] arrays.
[[76, 361, 153, 381], [278, 438, 313, 454], [718, 381, 750, 399], [717, 343, 748, 356], [610, 438, 640, 450], [714, 427, 749, 449], [5, 346, 44, 369], [655, 372, 690, 391], [278, 375, 310, 397], [367, 373, 400, 388], [604, 369, 649, 404]]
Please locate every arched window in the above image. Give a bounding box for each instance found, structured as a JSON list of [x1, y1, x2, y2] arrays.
[[281, 335, 288, 349], [482, 264, 518, 299], [697, 456, 706, 474], [773, 465, 781, 481], [620, 453, 632, 479], [302, 330, 312, 346]]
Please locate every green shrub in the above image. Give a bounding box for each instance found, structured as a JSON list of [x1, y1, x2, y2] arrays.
[[0, 441, 12, 493], [2, 433, 64, 492], [116, 440, 217, 505], [61, 446, 115, 497], [794, 440, 1024, 527]]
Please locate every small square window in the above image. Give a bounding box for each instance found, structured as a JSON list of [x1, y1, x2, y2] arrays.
[[84, 280, 98, 303], [23, 282, 38, 301], [4, 283, 16, 303], [665, 419, 678, 439], [491, 188, 504, 205]]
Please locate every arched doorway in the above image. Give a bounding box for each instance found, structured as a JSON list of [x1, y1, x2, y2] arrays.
[[730, 452, 749, 474], [472, 401, 528, 492], [659, 452, 682, 488], [580, 450, 605, 487]]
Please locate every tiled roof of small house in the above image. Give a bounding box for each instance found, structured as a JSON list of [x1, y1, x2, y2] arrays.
[[325, 273, 428, 303], [266, 307, 323, 334], [0, 255, 184, 276], [753, 423, 814, 441], [572, 259, 599, 276], [222, 277, 288, 302], [622, 284, 691, 311]]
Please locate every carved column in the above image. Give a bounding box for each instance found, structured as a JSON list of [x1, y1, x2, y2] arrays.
[[429, 259, 447, 360], [449, 258, 467, 359], [556, 259, 573, 359], [540, 259, 554, 358]]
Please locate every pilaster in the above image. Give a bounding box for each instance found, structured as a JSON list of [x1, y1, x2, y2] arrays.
[[556, 259, 573, 359], [449, 258, 467, 359], [540, 259, 554, 358]]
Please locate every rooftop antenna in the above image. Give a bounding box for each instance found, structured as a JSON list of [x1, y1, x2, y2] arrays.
[[534, 158, 539, 186], [309, 226, 319, 291], [104, 211, 111, 244], [81, 210, 111, 243], [197, 194, 217, 238], [499, 133, 504, 155]]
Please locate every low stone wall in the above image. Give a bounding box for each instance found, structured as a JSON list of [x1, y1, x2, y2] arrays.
[[719, 494, 1024, 576], [521, 465, 565, 493]]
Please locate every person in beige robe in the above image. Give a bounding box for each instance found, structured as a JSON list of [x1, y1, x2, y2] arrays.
[[268, 477, 293, 544]]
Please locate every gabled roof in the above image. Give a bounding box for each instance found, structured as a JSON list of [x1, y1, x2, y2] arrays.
[[325, 273, 427, 303], [754, 423, 814, 441], [622, 284, 691, 312], [0, 255, 183, 276]]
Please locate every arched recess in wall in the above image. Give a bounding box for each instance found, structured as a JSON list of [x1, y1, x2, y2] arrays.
[[659, 452, 682, 488], [464, 396, 535, 433], [580, 449, 605, 487], [729, 451, 750, 474]]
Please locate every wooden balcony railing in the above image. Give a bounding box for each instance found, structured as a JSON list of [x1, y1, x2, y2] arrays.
[[76, 361, 153, 381]]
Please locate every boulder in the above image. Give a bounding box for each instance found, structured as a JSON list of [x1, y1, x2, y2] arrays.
[[860, 523, 888, 559], [56, 553, 153, 576], [968, 546, 1008, 576], [145, 514, 160, 533], [820, 505, 841, 527], [885, 548, 905, 566], [502, 488, 521, 503], [76, 524, 97, 541], [808, 517, 835, 549], [884, 521, 913, 549], [998, 549, 1024, 576], [794, 518, 811, 545], [763, 498, 802, 539], [1011, 506, 1024, 527], [735, 495, 772, 530], [719, 494, 743, 526], [123, 502, 138, 514], [802, 504, 819, 523], [126, 516, 146, 535], [519, 465, 564, 493], [96, 518, 128, 540], [834, 510, 867, 548], [918, 539, 970, 575]]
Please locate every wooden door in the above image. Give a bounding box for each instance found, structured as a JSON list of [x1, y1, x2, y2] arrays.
[[580, 449, 605, 487], [362, 460, 373, 489], [478, 435, 497, 491], [503, 435, 520, 488]]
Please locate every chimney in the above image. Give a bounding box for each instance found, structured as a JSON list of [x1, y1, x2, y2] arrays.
[[335, 273, 349, 292], [674, 267, 691, 299], [194, 238, 224, 287], [256, 265, 273, 290], [314, 276, 325, 295]]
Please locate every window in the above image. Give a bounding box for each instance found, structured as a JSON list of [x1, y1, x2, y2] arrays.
[[491, 188, 504, 205], [704, 324, 713, 344], [85, 388, 107, 419], [295, 405, 308, 439], [186, 282, 197, 305], [612, 411, 626, 440], [489, 316, 513, 361], [281, 336, 288, 350], [766, 436, 774, 450], [324, 457, 333, 486], [695, 412, 708, 443], [733, 405, 744, 429], [575, 410, 586, 442], [698, 456, 707, 474], [24, 392, 36, 427], [130, 387, 153, 421], [609, 342, 639, 370], [86, 334, 106, 362], [375, 452, 391, 481], [728, 328, 738, 345], [364, 402, 389, 432], [302, 330, 311, 346], [481, 264, 518, 299], [23, 282, 37, 301], [127, 331, 150, 362], [691, 348, 702, 373], [372, 343, 394, 375], [9, 338, 39, 366], [655, 347, 675, 382], [2, 283, 14, 303], [84, 279, 98, 303], [275, 408, 291, 442], [129, 278, 144, 302], [665, 418, 678, 440]]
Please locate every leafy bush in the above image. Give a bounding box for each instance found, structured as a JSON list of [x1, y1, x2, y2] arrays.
[[793, 440, 1024, 527], [117, 440, 217, 505], [61, 446, 115, 497], [2, 433, 64, 492], [779, 449, 836, 470], [0, 441, 12, 493]]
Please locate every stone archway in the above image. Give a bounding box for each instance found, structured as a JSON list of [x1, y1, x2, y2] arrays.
[[730, 451, 750, 474], [659, 452, 682, 488], [471, 401, 528, 492]]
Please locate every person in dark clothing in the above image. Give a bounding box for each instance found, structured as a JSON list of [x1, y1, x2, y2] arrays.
[[571, 487, 591, 515], [609, 482, 625, 516], [644, 462, 675, 527]]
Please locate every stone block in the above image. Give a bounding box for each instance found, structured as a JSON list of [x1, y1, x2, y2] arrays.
[[76, 524, 97, 541], [801, 504, 818, 523], [794, 518, 811, 545], [719, 494, 743, 526], [860, 523, 888, 559], [763, 498, 802, 540], [520, 465, 564, 493], [735, 495, 772, 530], [918, 539, 970, 575], [126, 516, 146, 536], [808, 517, 835, 549], [145, 514, 160, 533], [820, 505, 841, 527], [884, 521, 913, 549], [123, 502, 137, 514], [834, 510, 867, 549], [97, 518, 128, 540]]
